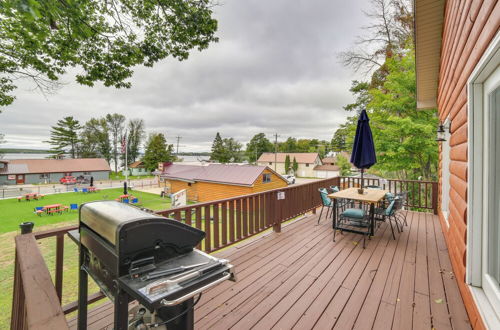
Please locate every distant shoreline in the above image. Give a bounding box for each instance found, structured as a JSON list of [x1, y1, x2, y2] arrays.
[[0, 148, 51, 154]]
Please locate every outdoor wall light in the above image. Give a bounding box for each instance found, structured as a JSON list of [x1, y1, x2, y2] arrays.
[[436, 121, 451, 142]]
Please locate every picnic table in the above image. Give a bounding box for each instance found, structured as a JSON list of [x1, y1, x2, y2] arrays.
[[43, 204, 65, 215], [19, 193, 40, 202]]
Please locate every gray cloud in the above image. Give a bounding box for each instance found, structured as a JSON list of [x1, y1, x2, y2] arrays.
[[0, 0, 371, 152]]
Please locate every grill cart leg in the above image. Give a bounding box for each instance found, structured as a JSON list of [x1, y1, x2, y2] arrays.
[[77, 249, 88, 330], [114, 289, 129, 330]]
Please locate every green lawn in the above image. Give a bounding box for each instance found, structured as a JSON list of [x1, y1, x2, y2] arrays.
[[0, 188, 172, 234], [109, 172, 155, 180]]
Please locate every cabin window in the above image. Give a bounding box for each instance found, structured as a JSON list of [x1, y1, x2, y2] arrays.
[[188, 183, 192, 186], [268, 162, 272, 165], [83, 171, 91, 175], [305, 163, 309, 167], [262, 174, 271, 183], [39, 173, 49, 179], [64, 172, 71, 176]]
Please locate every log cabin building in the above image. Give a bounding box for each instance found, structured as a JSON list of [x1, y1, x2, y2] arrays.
[[416, 0, 500, 327], [159, 163, 288, 202]]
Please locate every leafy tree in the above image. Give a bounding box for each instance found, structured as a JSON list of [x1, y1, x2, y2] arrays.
[[284, 155, 291, 174], [0, 0, 218, 106], [292, 157, 298, 175], [79, 118, 111, 160], [223, 138, 243, 163], [142, 133, 174, 171], [279, 137, 297, 152], [46, 116, 81, 158], [106, 113, 126, 173], [210, 132, 225, 162], [246, 133, 273, 163], [336, 154, 352, 176], [121, 119, 145, 166]]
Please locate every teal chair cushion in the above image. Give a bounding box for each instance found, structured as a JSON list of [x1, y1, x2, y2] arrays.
[[330, 186, 340, 193], [341, 208, 365, 219], [385, 192, 395, 201], [384, 200, 396, 216], [319, 188, 332, 206]]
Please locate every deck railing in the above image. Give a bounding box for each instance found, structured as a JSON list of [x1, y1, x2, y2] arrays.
[[339, 176, 438, 214], [10, 175, 438, 328], [156, 176, 342, 252], [11, 233, 69, 330]]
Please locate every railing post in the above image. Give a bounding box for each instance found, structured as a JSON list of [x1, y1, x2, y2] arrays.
[[432, 182, 438, 215]]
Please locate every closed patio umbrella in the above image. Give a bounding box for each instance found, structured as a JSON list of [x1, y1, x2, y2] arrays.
[[350, 109, 377, 193]]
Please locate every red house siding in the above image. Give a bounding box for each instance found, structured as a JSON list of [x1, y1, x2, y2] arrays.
[[437, 0, 500, 328]]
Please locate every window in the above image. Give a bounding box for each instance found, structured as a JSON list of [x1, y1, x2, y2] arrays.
[[305, 163, 309, 167], [83, 171, 91, 175], [188, 183, 192, 186], [268, 162, 272, 165], [64, 172, 71, 176], [39, 174, 49, 179], [262, 174, 271, 183], [467, 34, 500, 326], [441, 118, 451, 227]]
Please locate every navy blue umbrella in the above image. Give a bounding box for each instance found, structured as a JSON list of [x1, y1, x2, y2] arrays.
[[350, 109, 376, 192]]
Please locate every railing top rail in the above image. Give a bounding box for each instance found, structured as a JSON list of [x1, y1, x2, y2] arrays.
[[339, 176, 437, 184], [33, 225, 78, 239], [156, 176, 339, 215], [15, 234, 69, 329]]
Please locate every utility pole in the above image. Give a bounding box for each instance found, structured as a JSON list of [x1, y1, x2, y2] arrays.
[[273, 133, 279, 172], [175, 136, 182, 155]]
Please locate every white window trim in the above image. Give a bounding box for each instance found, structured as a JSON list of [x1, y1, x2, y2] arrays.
[[467, 31, 500, 328]]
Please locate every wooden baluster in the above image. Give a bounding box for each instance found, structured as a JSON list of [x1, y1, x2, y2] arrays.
[[221, 202, 228, 246], [204, 205, 211, 252], [185, 208, 192, 226], [196, 207, 202, 249], [242, 197, 248, 237], [55, 234, 64, 302], [229, 200, 235, 243], [213, 203, 219, 250], [236, 199, 242, 239]]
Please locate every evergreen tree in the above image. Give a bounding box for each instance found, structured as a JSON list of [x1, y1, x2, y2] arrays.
[[106, 113, 126, 173], [142, 133, 174, 171], [210, 132, 225, 162], [292, 157, 298, 175], [46, 116, 81, 158], [284, 155, 291, 174], [121, 119, 145, 166], [246, 133, 273, 163]]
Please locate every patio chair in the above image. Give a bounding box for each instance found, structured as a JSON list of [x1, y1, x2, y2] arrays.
[[70, 204, 78, 211], [395, 191, 409, 226], [82, 188, 88, 193], [317, 188, 333, 224], [131, 198, 139, 204], [334, 204, 370, 247], [73, 188, 79, 193], [34, 206, 44, 216], [123, 198, 129, 204]]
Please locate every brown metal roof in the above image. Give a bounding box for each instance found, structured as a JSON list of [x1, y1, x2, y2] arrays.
[[161, 163, 287, 186], [2, 158, 111, 174], [257, 153, 320, 164], [128, 161, 145, 168], [313, 164, 340, 171]]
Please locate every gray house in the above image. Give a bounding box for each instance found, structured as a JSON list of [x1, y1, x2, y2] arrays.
[[0, 158, 111, 185]]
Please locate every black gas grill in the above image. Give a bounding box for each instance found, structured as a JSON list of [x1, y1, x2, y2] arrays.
[[76, 201, 235, 330]]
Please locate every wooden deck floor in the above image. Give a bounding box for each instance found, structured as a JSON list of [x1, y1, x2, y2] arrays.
[[68, 211, 471, 329]]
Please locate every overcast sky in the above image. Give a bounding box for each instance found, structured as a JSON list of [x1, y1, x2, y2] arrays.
[[1, 0, 371, 152]]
